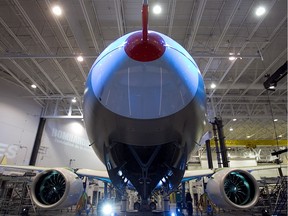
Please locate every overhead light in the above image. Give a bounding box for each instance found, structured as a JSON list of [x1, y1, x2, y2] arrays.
[[153, 5, 162, 14], [247, 135, 251, 138], [77, 55, 84, 62], [232, 118, 237, 121], [229, 56, 236, 61], [31, 84, 37, 89], [210, 83, 216, 89], [52, 5, 62, 16], [229, 128, 233, 131], [278, 135, 283, 138], [268, 85, 276, 89], [71, 98, 77, 103], [274, 119, 278, 122], [255, 6, 266, 16]]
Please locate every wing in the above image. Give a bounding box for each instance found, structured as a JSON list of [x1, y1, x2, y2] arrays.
[[76, 168, 111, 183], [182, 164, 287, 182], [0, 164, 110, 183], [182, 169, 214, 182], [236, 164, 287, 172], [0, 164, 51, 171]]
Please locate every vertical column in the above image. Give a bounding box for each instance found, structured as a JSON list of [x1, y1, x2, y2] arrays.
[[182, 182, 186, 208], [205, 140, 213, 169], [104, 182, 108, 200], [29, 118, 46, 165], [215, 117, 229, 167], [212, 122, 222, 168]]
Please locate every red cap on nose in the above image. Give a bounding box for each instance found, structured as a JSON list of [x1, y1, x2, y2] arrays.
[[124, 32, 166, 62]]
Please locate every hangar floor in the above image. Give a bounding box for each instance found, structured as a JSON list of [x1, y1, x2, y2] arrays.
[[13, 209, 284, 216]]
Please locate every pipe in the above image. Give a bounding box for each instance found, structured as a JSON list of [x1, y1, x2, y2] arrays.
[[142, 0, 148, 41]]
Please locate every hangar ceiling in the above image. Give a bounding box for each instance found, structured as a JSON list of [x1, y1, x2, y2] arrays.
[[0, 0, 287, 141]]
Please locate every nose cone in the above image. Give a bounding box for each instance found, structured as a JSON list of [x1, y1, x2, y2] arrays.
[[87, 31, 202, 119], [124, 32, 166, 62]]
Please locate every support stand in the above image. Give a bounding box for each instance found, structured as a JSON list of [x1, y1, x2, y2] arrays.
[[163, 196, 170, 212], [121, 194, 127, 212]]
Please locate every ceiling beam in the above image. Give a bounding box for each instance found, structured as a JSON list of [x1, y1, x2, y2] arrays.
[[79, 0, 101, 53], [207, 0, 277, 97], [0, 63, 44, 107], [114, 0, 125, 37], [0, 16, 64, 96], [167, 0, 176, 37], [202, 0, 242, 77], [45, 0, 87, 80], [185, 0, 207, 51], [13, 0, 80, 97], [0, 54, 262, 60]]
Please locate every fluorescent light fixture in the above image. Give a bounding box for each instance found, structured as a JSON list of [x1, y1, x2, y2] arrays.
[[232, 118, 237, 121], [153, 5, 162, 14], [52, 5, 62, 16], [210, 83, 216, 89], [268, 85, 275, 89], [255, 6, 266, 16], [31, 84, 37, 89], [71, 98, 77, 103], [274, 119, 278, 122], [229, 128, 233, 131], [77, 55, 84, 62], [229, 56, 236, 61]]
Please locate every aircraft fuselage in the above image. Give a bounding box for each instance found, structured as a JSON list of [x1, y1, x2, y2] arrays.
[[83, 31, 206, 199]]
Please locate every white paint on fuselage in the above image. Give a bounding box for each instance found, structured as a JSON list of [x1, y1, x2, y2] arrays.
[[89, 31, 202, 119]]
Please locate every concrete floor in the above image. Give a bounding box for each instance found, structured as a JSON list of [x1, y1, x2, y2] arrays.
[[2, 208, 282, 216], [3, 203, 285, 216]]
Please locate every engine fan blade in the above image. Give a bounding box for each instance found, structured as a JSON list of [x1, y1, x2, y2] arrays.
[[224, 171, 251, 205], [38, 171, 66, 205]]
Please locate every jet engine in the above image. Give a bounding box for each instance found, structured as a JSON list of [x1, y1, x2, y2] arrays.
[[206, 168, 259, 209], [31, 168, 83, 209]]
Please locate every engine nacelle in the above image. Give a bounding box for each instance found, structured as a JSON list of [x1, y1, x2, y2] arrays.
[[31, 168, 83, 209], [206, 168, 259, 209]]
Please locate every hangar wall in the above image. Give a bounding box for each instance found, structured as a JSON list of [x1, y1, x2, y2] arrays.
[[36, 118, 106, 170], [0, 79, 42, 165], [0, 79, 105, 170]]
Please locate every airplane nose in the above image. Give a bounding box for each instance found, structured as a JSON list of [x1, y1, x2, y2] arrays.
[[124, 32, 166, 62], [88, 31, 201, 119]]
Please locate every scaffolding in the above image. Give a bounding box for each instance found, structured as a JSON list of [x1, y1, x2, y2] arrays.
[[256, 176, 287, 216], [0, 174, 94, 216], [272, 176, 287, 216], [0, 174, 36, 215]]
